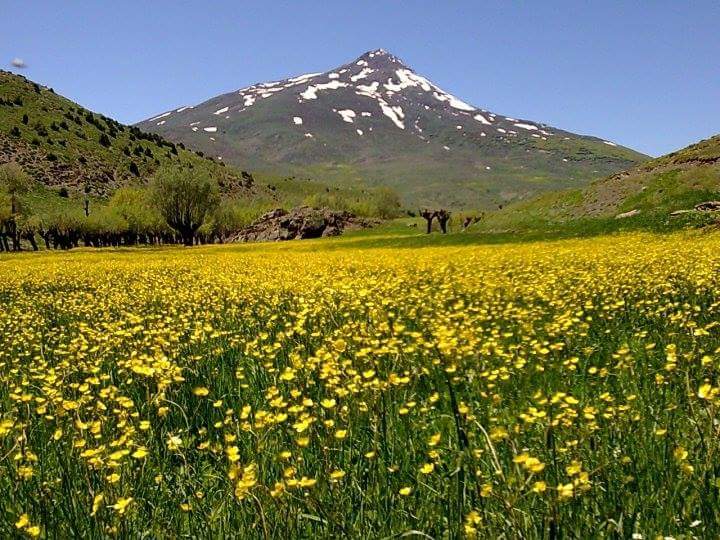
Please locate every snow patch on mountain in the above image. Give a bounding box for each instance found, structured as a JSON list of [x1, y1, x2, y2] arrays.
[[354, 79, 405, 129], [432, 91, 475, 111], [150, 111, 172, 121], [356, 81, 380, 94], [300, 80, 349, 100], [350, 68, 374, 82], [338, 110, 356, 123], [380, 102, 405, 129], [286, 72, 321, 84]]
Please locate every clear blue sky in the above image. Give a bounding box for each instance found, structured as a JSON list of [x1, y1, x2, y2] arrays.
[[2, 1, 718, 157]]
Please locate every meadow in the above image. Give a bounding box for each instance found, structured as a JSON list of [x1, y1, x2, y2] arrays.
[[1, 230, 720, 538]]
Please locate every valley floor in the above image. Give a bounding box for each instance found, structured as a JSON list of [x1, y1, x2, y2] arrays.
[[1, 230, 720, 538]]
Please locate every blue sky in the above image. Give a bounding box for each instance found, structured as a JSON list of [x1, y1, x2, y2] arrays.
[[2, 1, 718, 157]]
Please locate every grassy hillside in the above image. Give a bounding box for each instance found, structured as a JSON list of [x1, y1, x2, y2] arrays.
[[0, 70, 253, 198], [477, 134, 720, 233]]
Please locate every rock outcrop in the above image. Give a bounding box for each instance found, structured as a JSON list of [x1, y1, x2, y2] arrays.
[[694, 201, 720, 212], [233, 206, 377, 243], [670, 201, 720, 217], [614, 209, 640, 219]]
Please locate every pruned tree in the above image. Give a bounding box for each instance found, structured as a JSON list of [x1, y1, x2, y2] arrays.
[[151, 167, 220, 246], [436, 209, 450, 234], [420, 208, 435, 234], [462, 212, 484, 231]]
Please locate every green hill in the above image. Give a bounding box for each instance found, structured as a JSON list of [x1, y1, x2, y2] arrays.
[[479, 134, 720, 232], [0, 70, 257, 198]]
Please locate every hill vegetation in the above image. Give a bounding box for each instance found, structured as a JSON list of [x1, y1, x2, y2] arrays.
[[476, 134, 720, 234], [0, 70, 251, 196]]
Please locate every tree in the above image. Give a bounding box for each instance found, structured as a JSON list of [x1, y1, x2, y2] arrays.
[[0, 163, 33, 250], [0, 163, 31, 214], [371, 187, 402, 219], [83, 184, 91, 217], [420, 209, 435, 234], [109, 186, 167, 243], [151, 167, 219, 246], [436, 209, 450, 234], [210, 200, 268, 242]]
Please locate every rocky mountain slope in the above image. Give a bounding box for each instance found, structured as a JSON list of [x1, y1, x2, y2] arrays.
[[137, 49, 649, 208]]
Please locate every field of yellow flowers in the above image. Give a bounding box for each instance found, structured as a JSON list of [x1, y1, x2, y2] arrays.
[[1, 231, 720, 538]]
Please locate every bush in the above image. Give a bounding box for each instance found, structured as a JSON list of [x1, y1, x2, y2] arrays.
[[210, 200, 271, 240], [303, 187, 403, 219]]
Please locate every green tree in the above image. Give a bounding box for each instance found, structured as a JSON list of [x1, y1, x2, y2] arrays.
[[211, 199, 269, 242], [0, 162, 33, 250], [109, 187, 166, 242], [371, 187, 402, 219], [150, 167, 220, 246]]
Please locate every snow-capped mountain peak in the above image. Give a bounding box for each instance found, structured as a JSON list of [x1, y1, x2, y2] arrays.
[[137, 49, 647, 207]]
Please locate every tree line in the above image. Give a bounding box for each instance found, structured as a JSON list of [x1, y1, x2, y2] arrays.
[[0, 162, 258, 251], [0, 163, 405, 252]]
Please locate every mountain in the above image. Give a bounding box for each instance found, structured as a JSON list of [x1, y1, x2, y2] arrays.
[[137, 49, 649, 208], [480, 133, 720, 230], [0, 70, 252, 197]]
